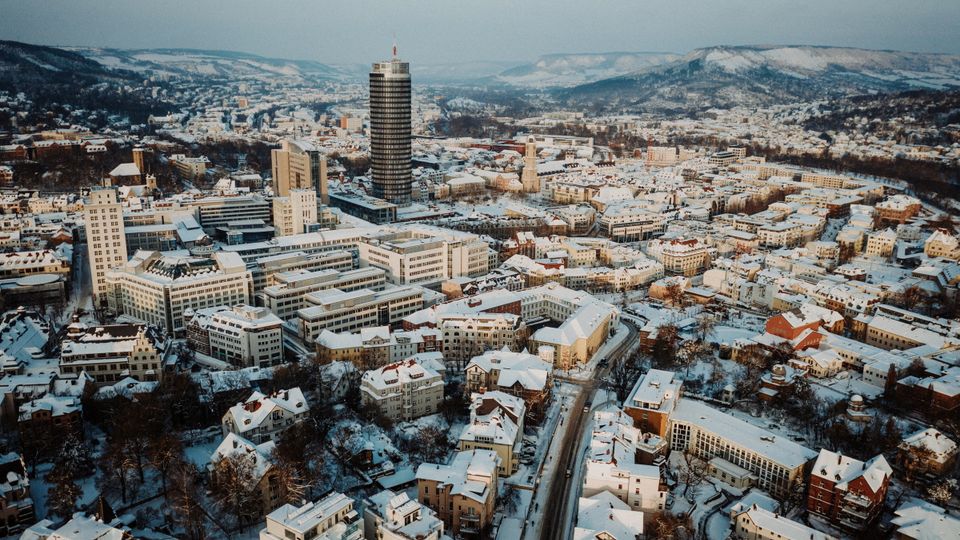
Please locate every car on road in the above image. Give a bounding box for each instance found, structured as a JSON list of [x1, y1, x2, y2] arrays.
[[565, 469, 572, 478], [597, 359, 608, 367]]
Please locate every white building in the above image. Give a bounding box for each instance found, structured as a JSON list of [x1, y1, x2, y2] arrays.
[[222, 388, 309, 444], [459, 391, 525, 476], [259, 492, 361, 540], [189, 305, 283, 367], [85, 187, 128, 306], [358, 228, 489, 286], [273, 189, 318, 237], [573, 491, 644, 540], [363, 490, 444, 540], [258, 267, 386, 321], [360, 355, 445, 422], [105, 250, 253, 336], [297, 286, 423, 344], [583, 409, 667, 512]]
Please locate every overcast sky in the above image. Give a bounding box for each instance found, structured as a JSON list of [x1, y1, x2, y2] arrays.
[[2, 0, 959, 64]]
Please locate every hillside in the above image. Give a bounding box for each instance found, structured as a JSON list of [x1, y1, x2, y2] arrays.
[[562, 45, 960, 113], [496, 51, 680, 88]]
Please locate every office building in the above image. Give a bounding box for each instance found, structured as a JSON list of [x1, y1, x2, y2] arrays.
[[273, 189, 318, 237], [85, 187, 128, 306], [187, 304, 284, 367], [271, 139, 328, 203], [370, 53, 412, 205]]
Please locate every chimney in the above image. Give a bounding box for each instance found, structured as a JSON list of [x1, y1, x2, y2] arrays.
[[838, 454, 842, 465]]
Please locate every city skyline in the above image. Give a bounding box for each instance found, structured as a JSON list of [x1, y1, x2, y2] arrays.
[[2, 0, 960, 64]]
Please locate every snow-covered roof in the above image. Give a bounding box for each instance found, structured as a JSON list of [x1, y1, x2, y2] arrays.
[[891, 497, 960, 540], [415, 449, 499, 503], [224, 388, 309, 434], [573, 490, 644, 540], [811, 448, 892, 493]]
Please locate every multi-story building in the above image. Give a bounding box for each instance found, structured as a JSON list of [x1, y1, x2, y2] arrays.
[[369, 55, 412, 205], [187, 305, 283, 367], [271, 139, 328, 203], [315, 326, 439, 368], [249, 249, 354, 293], [897, 428, 958, 477], [17, 395, 83, 440], [258, 267, 386, 321], [59, 321, 164, 385], [272, 189, 317, 237], [464, 349, 552, 416], [209, 433, 283, 521], [646, 237, 712, 276], [416, 449, 499, 539], [668, 399, 817, 499], [876, 194, 921, 225], [862, 304, 960, 351], [623, 369, 682, 438], [0, 453, 35, 537], [458, 391, 525, 476], [865, 228, 897, 258], [104, 250, 253, 336], [924, 229, 960, 260], [222, 388, 309, 444], [438, 313, 527, 367], [297, 286, 423, 344], [360, 355, 445, 422], [188, 194, 272, 233], [364, 489, 444, 540], [584, 409, 668, 512], [528, 300, 618, 369], [807, 449, 892, 531], [260, 492, 361, 540], [359, 229, 489, 287], [732, 505, 835, 540], [0, 249, 70, 280], [169, 154, 209, 180], [85, 187, 128, 306]]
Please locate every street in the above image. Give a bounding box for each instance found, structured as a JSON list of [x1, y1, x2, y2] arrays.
[[539, 320, 639, 540]]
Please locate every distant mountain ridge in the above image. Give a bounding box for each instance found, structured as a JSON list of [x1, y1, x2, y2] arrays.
[[561, 45, 960, 112], [496, 51, 681, 88]]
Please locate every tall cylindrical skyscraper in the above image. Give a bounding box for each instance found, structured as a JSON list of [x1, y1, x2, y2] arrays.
[[369, 56, 412, 205]]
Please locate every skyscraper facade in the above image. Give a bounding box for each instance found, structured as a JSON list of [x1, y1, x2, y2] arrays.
[[369, 56, 412, 205], [85, 187, 128, 307]]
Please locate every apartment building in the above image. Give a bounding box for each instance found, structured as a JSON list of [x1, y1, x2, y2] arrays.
[[0, 453, 35, 537], [458, 391, 525, 476], [364, 490, 444, 540], [0, 249, 70, 280], [529, 300, 618, 369], [598, 206, 667, 241], [59, 321, 164, 385], [623, 369, 682, 437], [169, 154, 209, 180], [438, 313, 527, 367], [584, 409, 668, 512], [17, 395, 83, 441], [898, 428, 958, 477], [807, 449, 892, 531], [416, 449, 499, 539], [272, 139, 328, 203], [924, 229, 960, 260], [862, 304, 960, 351], [260, 492, 361, 540], [315, 326, 439, 368], [188, 194, 272, 232], [360, 356, 445, 422], [297, 286, 423, 344], [258, 267, 386, 321], [187, 304, 283, 368], [876, 194, 921, 225], [209, 433, 283, 521], [866, 228, 897, 258], [104, 250, 253, 336], [85, 187, 128, 306], [647, 237, 712, 276], [222, 388, 309, 444], [464, 349, 552, 416]]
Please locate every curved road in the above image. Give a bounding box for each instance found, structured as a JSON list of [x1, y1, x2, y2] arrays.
[[539, 320, 639, 540]]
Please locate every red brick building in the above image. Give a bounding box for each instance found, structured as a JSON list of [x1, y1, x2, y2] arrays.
[[808, 449, 892, 531]]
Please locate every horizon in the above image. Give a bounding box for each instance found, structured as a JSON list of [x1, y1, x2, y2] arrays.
[[1, 0, 959, 64]]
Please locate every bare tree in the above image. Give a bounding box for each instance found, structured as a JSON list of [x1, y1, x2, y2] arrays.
[[609, 356, 642, 403], [169, 463, 208, 540], [209, 451, 261, 530], [147, 432, 185, 497], [100, 437, 137, 503], [677, 452, 708, 498]]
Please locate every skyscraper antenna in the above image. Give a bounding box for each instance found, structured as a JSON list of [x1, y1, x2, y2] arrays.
[[392, 33, 397, 58]]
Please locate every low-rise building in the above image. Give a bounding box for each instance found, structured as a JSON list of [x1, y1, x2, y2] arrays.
[[464, 349, 552, 419], [222, 388, 309, 444], [897, 427, 958, 477], [0, 453, 34, 536], [363, 489, 444, 540], [732, 505, 835, 540], [891, 497, 960, 540], [209, 433, 283, 521], [259, 492, 361, 540], [573, 491, 645, 540]]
